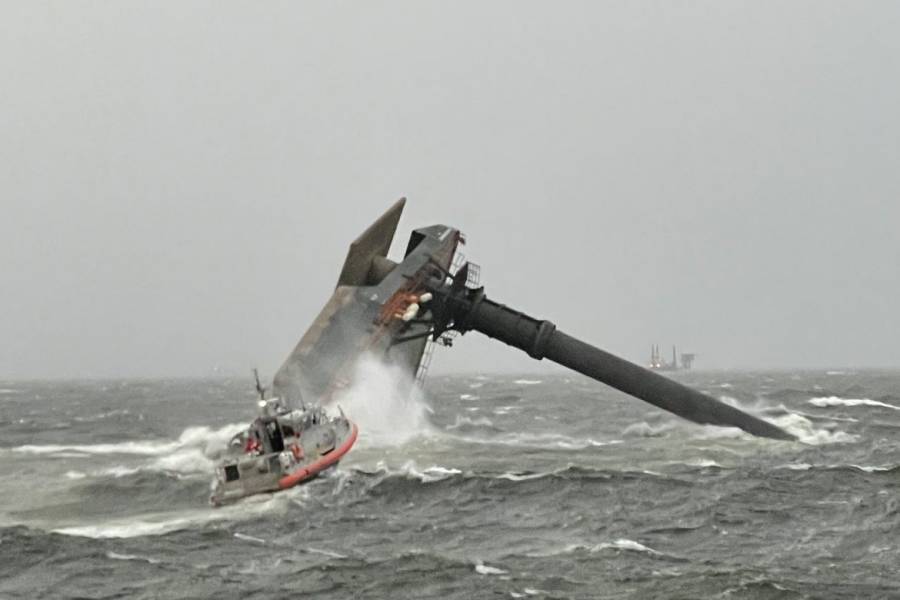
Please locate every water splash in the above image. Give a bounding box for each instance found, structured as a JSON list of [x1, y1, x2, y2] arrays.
[[332, 355, 434, 448], [772, 412, 858, 445]]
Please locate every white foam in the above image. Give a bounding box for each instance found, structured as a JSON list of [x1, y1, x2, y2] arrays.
[[106, 551, 160, 564], [305, 547, 347, 559], [475, 561, 507, 575], [458, 431, 619, 450], [55, 494, 290, 539], [98, 465, 141, 478], [234, 532, 266, 544], [513, 379, 542, 385], [691, 425, 747, 440], [74, 409, 130, 423], [81, 448, 213, 480], [12, 423, 245, 458], [776, 462, 892, 473], [495, 471, 549, 482], [13, 441, 179, 456], [622, 422, 675, 438], [445, 415, 494, 430], [594, 539, 661, 556], [777, 462, 812, 471], [851, 464, 894, 473], [772, 412, 858, 445], [149, 447, 214, 475], [334, 356, 434, 447], [64, 470, 87, 480], [809, 396, 900, 411], [459, 394, 479, 400], [682, 458, 722, 468], [788, 408, 858, 423], [525, 543, 590, 557], [527, 539, 661, 558], [554, 438, 599, 449], [59, 518, 195, 538], [400, 461, 461, 483], [360, 460, 462, 483]]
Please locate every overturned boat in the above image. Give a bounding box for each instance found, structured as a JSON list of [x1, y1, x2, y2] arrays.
[[211, 198, 794, 504], [210, 390, 357, 506]]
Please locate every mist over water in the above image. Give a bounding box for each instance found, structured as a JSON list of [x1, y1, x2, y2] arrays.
[[2, 370, 900, 598]]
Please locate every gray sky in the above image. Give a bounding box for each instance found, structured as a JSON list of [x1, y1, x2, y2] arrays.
[[2, 2, 899, 379]]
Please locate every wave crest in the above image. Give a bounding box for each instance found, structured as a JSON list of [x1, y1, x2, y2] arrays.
[[808, 396, 900, 411]]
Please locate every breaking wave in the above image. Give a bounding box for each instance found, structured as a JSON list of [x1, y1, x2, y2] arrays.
[[333, 356, 435, 448], [448, 430, 620, 450], [525, 538, 668, 559], [10, 424, 246, 485], [778, 462, 900, 475], [348, 463, 678, 492], [622, 421, 676, 438], [771, 412, 858, 445], [444, 415, 497, 432], [620, 404, 857, 446], [54, 486, 304, 539], [106, 551, 161, 564], [808, 396, 900, 411], [474, 561, 507, 575], [11, 423, 244, 458], [352, 460, 463, 483], [679, 458, 723, 469]]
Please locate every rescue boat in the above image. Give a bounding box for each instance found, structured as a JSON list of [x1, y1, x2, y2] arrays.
[[210, 396, 357, 506]]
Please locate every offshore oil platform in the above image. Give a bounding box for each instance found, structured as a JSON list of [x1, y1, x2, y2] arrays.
[[211, 199, 794, 502], [649, 345, 696, 371]]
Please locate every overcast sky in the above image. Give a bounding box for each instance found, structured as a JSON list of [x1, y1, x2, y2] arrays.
[[2, 2, 899, 379]]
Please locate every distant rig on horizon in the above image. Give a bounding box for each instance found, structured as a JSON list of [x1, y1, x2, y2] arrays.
[[648, 345, 696, 371]]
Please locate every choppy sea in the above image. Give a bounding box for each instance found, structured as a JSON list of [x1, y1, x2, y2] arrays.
[[1, 369, 899, 599]]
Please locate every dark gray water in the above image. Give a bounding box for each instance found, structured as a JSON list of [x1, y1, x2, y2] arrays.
[[1, 370, 899, 599]]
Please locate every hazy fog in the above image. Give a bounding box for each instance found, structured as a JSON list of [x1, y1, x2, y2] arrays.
[[2, 2, 899, 379]]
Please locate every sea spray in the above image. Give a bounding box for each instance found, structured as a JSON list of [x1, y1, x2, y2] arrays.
[[332, 355, 434, 447]]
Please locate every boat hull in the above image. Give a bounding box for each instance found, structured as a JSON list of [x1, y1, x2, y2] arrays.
[[210, 419, 358, 506]]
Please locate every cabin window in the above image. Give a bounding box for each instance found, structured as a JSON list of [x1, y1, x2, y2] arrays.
[[224, 464, 240, 482]]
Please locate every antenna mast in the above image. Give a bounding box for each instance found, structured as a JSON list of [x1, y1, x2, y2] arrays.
[[253, 368, 266, 400]]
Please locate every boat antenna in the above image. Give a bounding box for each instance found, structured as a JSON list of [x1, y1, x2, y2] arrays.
[[253, 368, 266, 401]]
